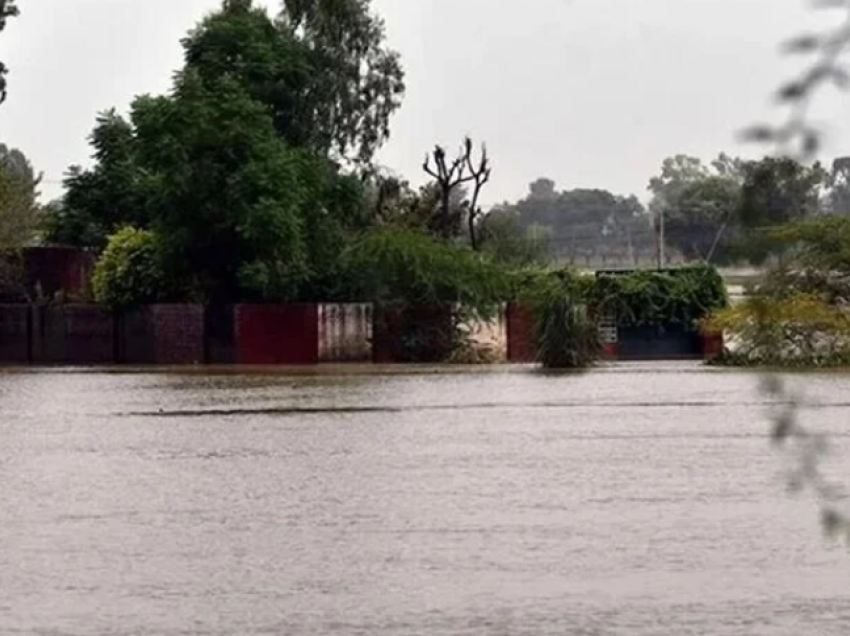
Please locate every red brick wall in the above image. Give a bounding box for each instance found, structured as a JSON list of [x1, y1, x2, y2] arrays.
[[119, 305, 204, 364], [372, 304, 404, 363], [235, 304, 319, 365], [0, 305, 30, 363], [506, 303, 537, 363], [35, 305, 114, 364], [372, 303, 455, 363], [149, 305, 204, 364]]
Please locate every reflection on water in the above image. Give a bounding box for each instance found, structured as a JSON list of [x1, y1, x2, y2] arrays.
[[0, 363, 848, 635]]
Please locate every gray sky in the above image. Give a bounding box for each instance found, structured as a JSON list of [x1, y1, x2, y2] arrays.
[[0, 0, 847, 205]]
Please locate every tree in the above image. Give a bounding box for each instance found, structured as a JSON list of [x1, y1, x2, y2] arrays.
[[738, 156, 826, 229], [0, 144, 41, 252], [422, 138, 489, 242], [92, 227, 170, 309], [0, 0, 18, 105], [477, 205, 546, 266], [647, 154, 746, 263], [182, 0, 404, 164], [51, 0, 395, 303], [511, 181, 650, 265], [279, 0, 405, 163], [130, 72, 310, 303], [0, 143, 41, 294], [44, 110, 149, 250], [824, 156, 850, 215], [664, 175, 741, 263]]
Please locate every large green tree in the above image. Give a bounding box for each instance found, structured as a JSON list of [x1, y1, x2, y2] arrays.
[[0, 0, 18, 104], [0, 143, 40, 252], [44, 111, 149, 250], [0, 143, 41, 293], [47, 0, 395, 303], [182, 0, 404, 164]]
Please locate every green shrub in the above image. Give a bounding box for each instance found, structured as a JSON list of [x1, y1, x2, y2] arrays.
[[594, 265, 727, 329], [92, 227, 168, 309], [525, 269, 601, 369]]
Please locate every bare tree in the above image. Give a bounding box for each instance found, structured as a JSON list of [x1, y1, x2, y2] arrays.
[[464, 138, 491, 251], [423, 137, 490, 246]]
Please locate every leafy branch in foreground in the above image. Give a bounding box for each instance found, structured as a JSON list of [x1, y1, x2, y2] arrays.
[[0, 0, 19, 104], [741, 0, 850, 546], [741, 0, 850, 158], [761, 375, 850, 546]]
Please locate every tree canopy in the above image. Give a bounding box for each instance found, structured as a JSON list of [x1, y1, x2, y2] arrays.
[[0, 143, 40, 252], [504, 179, 651, 266], [45, 0, 394, 304], [182, 0, 404, 164]]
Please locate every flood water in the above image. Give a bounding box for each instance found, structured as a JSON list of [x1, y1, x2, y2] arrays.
[[1, 363, 848, 635]]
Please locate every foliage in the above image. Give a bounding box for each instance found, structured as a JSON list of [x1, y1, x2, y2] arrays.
[[51, 0, 397, 304], [344, 227, 510, 312], [824, 157, 850, 215], [770, 215, 850, 273], [184, 0, 404, 164], [280, 0, 405, 163], [0, 144, 41, 295], [345, 227, 513, 362], [705, 292, 850, 367], [662, 174, 742, 263], [0, 144, 41, 251], [0, 0, 18, 105], [422, 137, 491, 246], [477, 206, 547, 266], [742, 0, 850, 548], [527, 270, 600, 369], [737, 156, 826, 229], [506, 179, 651, 265], [44, 111, 149, 251], [753, 216, 850, 307], [594, 265, 727, 329], [647, 153, 747, 265], [134, 72, 311, 303], [92, 227, 170, 309]]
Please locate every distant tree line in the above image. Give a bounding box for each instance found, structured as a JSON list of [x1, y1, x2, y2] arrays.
[[492, 151, 849, 268]]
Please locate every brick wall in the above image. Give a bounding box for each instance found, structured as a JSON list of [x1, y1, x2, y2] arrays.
[[372, 302, 455, 363], [119, 305, 204, 364], [0, 305, 30, 363], [34, 305, 114, 364], [205, 304, 236, 364], [506, 303, 536, 363], [235, 304, 319, 365]]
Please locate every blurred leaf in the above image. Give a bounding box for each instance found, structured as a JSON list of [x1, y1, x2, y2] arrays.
[[777, 82, 808, 101], [782, 35, 821, 53], [822, 508, 845, 538], [772, 410, 795, 445], [740, 126, 775, 142]]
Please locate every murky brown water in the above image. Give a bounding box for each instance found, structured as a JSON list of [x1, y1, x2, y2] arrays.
[[1, 363, 848, 635]]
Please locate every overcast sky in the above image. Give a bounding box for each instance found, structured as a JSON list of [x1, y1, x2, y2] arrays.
[[0, 0, 847, 205]]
